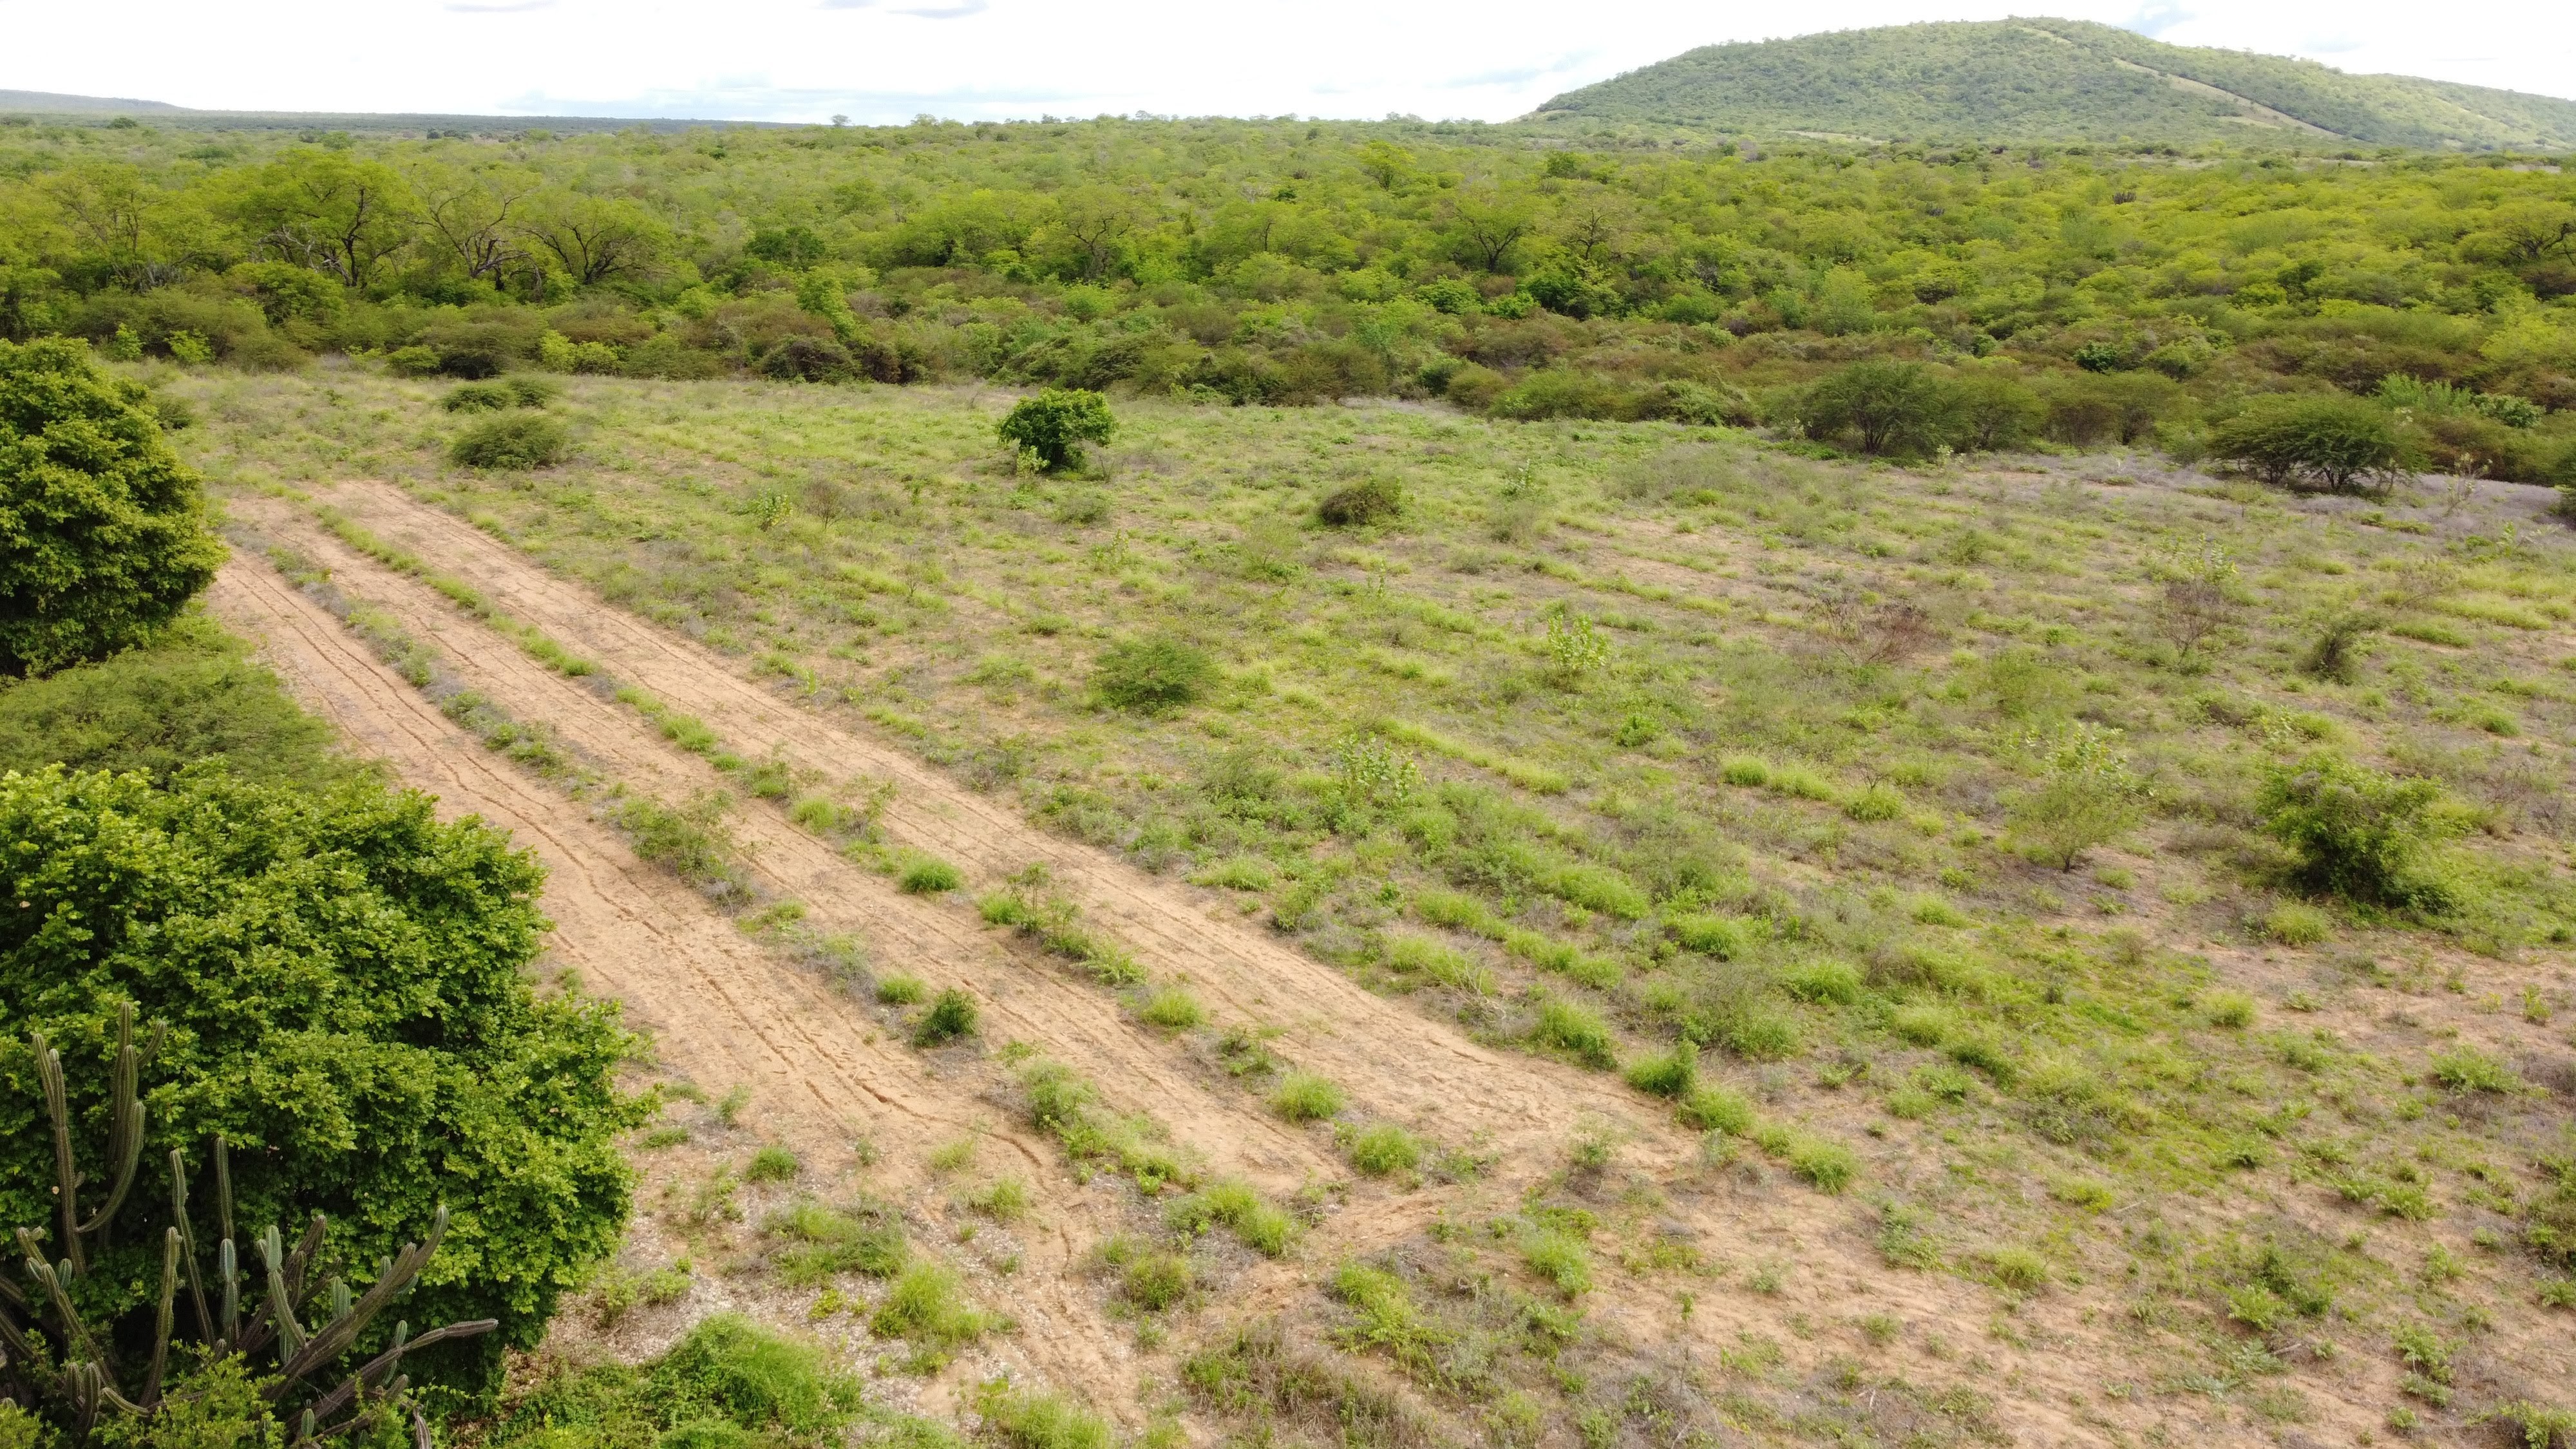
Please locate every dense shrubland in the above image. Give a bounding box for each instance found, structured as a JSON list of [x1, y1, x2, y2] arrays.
[[3, 114, 2573, 480]]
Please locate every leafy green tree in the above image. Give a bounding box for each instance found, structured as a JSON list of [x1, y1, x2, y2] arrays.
[[998, 388, 1115, 472], [2211, 395, 2409, 492], [0, 337, 224, 675], [518, 191, 667, 287], [1798, 361, 1958, 457], [229, 149, 417, 290], [0, 765, 646, 1395], [2005, 722, 2149, 870]]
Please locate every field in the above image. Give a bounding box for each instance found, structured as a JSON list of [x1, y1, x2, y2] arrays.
[[132, 358, 2576, 1446]]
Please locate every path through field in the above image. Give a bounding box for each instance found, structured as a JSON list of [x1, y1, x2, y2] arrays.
[[215, 482, 2251, 1445]]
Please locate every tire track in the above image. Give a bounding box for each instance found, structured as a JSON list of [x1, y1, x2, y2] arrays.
[[204, 559, 1147, 1411], [317, 480, 1667, 1162]]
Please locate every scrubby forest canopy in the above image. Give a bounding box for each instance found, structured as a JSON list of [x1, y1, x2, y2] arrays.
[[2, 109, 2572, 478]]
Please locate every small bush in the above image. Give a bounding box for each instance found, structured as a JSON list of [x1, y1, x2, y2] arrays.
[[1782, 958, 1865, 1005], [898, 855, 965, 894], [2257, 753, 2452, 911], [1120, 1249, 1194, 1311], [1520, 1229, 1593, 1298], [1667, 913, 1761, 958], [1845, 782, 1906, 822], [2262, 902, 2333, 945], [1316, 477, 1404, 527], [1983, 1246, 2049, 1293], [450, 412, 569, 469], [1167, 1179, 1297, 1256], [914, 987, 980, 1046], [1529, 995, 1618, 1070], [2211, 394, 2408, 493], [1797, 360, 1957, 457], [876, 974, 927, 1005], [870, 1262, 997, 1361], [1624, 1042, 1699, 1099], [976, 1381, 1113, 1449], [441, 380, 516, 412], [746, 1144, 801, 1183], [1093, 635, 1218, 714], [998, 388, 1116, 472], [766, 1200, 909, 1284], [2205, 991, 2258, 1029], [1676, 1084, 1754, 1135], [1343, 1122, 1423, 1176], [1270, 1072, 1346, 1122], [647, 1312, 866, 1435], [1139, 985, 1206, 1031], [2430, 1046, 2521, 1094], [968, 1177, 1030, 1223]]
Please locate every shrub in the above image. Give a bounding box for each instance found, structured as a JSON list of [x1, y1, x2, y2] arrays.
[[442, 380, 517, 412], [869, 1262, 997, 1359], [2262, 902, 2333, 945], [998, 388, 1115, 471], [1270, 1072, 1346, 1122], [1797, 361, 1956, 457], [0, 618, 345, 788], [976, 1381, 1114, 1449], [746, 1144, 802, 1182], [646, 1314, 865, 1436], [2257, 753, 2452, 910], [1139, 985, 1206, 1030], [1316, 476, 1404, 527], [450, 412, 569, 469], [898, 855, 965, 894], [761, 336, 853, 382], [1093, 635, 1218, 714], [914, 987, 980, 1046], [969, 1177, 1031, 1222], [1676, 1084, 1755, 1135], [1983, 1246, 2049, 1293], [0, 766, 644, 1393], [1520, 1229, 1592, 1298], [2429, 1046, 2521, 1094], [876, 974, 927, 1005], [2210, 394, 2408, 492], [1624, 1041, 1699, 1099], [1343, 1122, 1423, 1175], [766, 1200, 908, 1283], [2006, 722, 2148, 871], [1529, 995, 1618, 1070], [1167, 1179, 1297, 1256], [0, 337, 225, 674]]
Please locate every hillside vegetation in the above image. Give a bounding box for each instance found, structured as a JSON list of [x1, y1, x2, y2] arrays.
[[2, 111, 2574, 488], [1538, 19, 2576, 150]]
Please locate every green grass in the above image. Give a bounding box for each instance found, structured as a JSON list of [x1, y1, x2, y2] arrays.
[[869, 1262, 999, 1365], [764, 1199, 909, 1285], [896, 854, 965, 894], [744, 1145, 800, 1184], [1269, 1072, 1347, 1123], [1342, 1123, 1425, 1177]]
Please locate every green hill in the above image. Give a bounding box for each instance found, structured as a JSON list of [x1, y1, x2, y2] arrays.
[[1533, 17, 2576, 149]]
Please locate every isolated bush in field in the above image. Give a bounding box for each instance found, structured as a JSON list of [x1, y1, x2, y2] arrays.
[[876, 973, 927, 1005], [870, 1262, 997, 1366], [1797, 360, 1956, 457], [898, 854, 964, 894], [2301, 610, 2378, 683], [1343, 1122, 1423, 1176], [1624, 1041, 1699, 1099], [976, 1381, 1114, 1449], [998, 387, 1115, 471], [767, 1200, 908, 1283], [0, 766, 643, 1393], [1316, 475, 1404, 527], [1269, 1071, 1346, 1122], [2210, 395, 2407, 493], [0, 337, 225, 674], [442, 379, 517, 412], [643, 1312, 867, 1436], [914, 987, 980, 1046], [746, 1144, 802, 1182], [2257, 753, 2452, 910], [1139, 984, 1206, 1030], [1092, 634, 1217, 714], [2262, 902, 2333, 945], [1949, 372, 2045, 450], [451, 410, 569, 469], [1529, 994, 1620, 1070], [1676, 1084, 1755, 1135], [2006, 721, 2148, 871]]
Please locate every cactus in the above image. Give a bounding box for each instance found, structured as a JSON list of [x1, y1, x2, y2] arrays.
[[1, 1005, 496, 1445]]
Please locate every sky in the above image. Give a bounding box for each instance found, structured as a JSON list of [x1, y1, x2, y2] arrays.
[[5, 0, 2570, 124]]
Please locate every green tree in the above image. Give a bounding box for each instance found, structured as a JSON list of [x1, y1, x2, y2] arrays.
[[518, 191, 667, 288], [998, 388, 1115, 472], [1798, 360, 1958, 456], [2211, 395, 2409, 493], [0, 337, 224, 675], [0, 765, 647, 1394], [2005, 722, 2149, 870], [229, 149, 417, 290]]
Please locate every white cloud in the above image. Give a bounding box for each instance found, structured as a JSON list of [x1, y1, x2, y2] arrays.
[[0, 0, 2565, 124]]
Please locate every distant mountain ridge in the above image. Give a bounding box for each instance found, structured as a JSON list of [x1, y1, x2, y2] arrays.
[[1533, 18, 2576, 149], [0, 90, 763, 134]]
